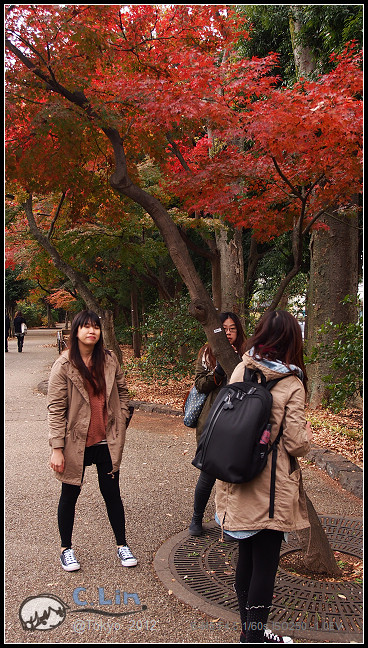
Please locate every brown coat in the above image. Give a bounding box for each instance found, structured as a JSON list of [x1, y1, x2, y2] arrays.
[[215, 352, 311, 533], [47, 350, 130, 486]]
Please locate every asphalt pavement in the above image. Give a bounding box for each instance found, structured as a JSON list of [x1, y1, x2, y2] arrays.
[[4, 329, 363, 644]]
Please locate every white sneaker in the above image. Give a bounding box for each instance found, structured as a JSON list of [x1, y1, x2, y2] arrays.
[[264, 628, 293, 643], [60, 548, 80, 572], [117, 545, 138, 567]]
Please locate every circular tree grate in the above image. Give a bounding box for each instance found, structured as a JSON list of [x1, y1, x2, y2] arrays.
[[154, 516, 362, 643]]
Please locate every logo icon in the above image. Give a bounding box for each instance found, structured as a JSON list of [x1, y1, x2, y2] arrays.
[[19, 594, 69, 631]]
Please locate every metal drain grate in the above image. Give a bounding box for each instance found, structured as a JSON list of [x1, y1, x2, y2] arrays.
[[167, 516, 362, 642]]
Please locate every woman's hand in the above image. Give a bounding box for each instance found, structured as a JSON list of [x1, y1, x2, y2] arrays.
[[50, 448, 65, 473]]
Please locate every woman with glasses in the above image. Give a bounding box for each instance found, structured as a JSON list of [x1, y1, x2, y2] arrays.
[[189, 311, 247, 536]]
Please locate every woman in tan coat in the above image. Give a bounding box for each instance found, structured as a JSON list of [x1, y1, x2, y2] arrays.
[[48, 310, 137, 572], [215, 310, 312, 644], [189, 311, 247, 536]]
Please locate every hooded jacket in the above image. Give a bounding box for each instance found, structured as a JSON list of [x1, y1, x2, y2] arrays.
[[215, 351, 311, 534], [48, 350, 130, 486]]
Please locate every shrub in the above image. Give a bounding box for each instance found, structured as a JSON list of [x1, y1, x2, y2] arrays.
[[309, 314, 363, 412], [128, 295, 206, 382]]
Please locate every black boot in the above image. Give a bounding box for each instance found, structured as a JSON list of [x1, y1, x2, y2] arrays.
[[189, 470, 216, 536], [189, 514, 203, 536]]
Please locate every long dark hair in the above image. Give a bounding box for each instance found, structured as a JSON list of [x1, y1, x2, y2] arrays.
[[199, 311, 247, 369], [246, 310, 308, 391], [68, 310, 106, 394]]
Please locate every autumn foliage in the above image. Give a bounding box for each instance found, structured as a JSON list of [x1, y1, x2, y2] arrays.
[[5, 5, 362, 271]]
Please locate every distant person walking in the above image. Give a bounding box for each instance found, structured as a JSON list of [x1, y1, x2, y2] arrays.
[[48, 309, 137, 572], [13, 311, 27, 352], [5, 312, 11, 352]]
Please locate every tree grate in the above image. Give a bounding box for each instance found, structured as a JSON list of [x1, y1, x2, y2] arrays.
[[166, 516, 362, 642]]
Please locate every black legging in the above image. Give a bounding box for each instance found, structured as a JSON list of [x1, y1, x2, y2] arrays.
[[235, 529, 284, 642], [193, 470, 216, 518], [58, 444, 127, 548]]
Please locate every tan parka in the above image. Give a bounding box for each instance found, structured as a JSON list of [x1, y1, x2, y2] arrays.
[[48, 350, 130, 486], [215, 352, 311, 534]]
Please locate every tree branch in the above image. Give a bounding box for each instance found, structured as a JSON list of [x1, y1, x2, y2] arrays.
[[48, 192, 66, 240], [271, 156, 302, 199], [166, 133, 192, 173]]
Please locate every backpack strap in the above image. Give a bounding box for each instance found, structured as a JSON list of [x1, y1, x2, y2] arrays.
[[266, 374, 291, 517], [243, 367, 267, 386], [266, 374, 290, 391], [268, 424, 283, 518], [244, 368, 292, 390]]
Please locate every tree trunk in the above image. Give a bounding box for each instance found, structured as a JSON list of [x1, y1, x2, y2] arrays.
[[289, 6, 316, 78], [46, 302, 55, 328], [102, 309, 122, 362], [306, 209, 359, 408], [178, 227, 222, 309], [244, 236, 267, 324], [211, 245, 222, 310], [215, 224, 245, 323]]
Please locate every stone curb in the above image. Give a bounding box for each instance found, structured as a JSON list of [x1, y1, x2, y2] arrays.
[[38, 383, 363, 500], [305, 444, 362, 499]]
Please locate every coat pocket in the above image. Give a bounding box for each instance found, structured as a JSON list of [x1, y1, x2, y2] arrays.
[[289, 455, 298, 475]]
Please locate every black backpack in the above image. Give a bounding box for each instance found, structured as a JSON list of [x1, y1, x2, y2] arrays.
[[192, 367, 289, 518]]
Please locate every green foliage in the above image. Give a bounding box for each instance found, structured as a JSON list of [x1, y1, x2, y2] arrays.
[[308, 305, 363, 412], [246, 232, 309, 334], [236, 5, 295, 81], [236, 5, 363, 82], [5, 266, 35, 310], [13, 302, 44, 327], [300, 5, 363, 71], [128, 294, 206, 382]]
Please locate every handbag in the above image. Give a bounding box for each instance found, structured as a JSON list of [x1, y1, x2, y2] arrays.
[[183, 385, 207, 428], [21, 323, 27, 334]]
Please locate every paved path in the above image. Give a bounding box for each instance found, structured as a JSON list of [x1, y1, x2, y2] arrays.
[[5, 330, 363, 644]]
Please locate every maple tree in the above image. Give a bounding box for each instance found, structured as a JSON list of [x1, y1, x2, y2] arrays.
[[5, 4, 362, 377]]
